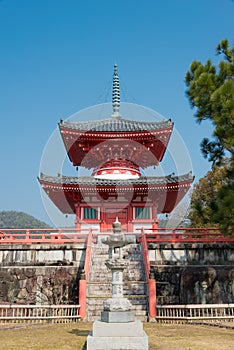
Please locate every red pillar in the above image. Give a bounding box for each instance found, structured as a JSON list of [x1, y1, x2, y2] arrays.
[[78, 270, 87, 319], [100, 201, 106, 232], [142, 230, 157, 319], [127, 205, 133, 232], [152, 203, 159, 232], [25, 229, 30, 244], [148, 276, 157, 318], [75, 204, 81, 232], [152, 220, 159, 232]]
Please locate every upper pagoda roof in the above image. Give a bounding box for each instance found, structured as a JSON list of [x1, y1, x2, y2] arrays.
[[60, 117, 173, 133], [59, 65, 174, 168]]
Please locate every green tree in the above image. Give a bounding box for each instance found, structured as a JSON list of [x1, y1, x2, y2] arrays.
[[185, 39, 234, 235], [185, 39, 234, 165], [189, 163, 234, 234], [0, 211, 50, 229]]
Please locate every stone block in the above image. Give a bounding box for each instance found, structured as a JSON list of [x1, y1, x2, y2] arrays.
[[101, 311, 135, 323], [87, 320, 148, 350], [93, 320, 143, 337], [87, 334, 148, 350]]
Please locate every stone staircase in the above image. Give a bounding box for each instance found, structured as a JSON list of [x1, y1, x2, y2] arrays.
[[86, 240, 148, 321]]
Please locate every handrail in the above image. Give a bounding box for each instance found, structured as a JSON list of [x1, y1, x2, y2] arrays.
[[141, 228, 150, 282], [0, 228, 97, 244], [136, 227, 234, 243], [79, 228, 94, 319], [84, 228, 93, 279], [0, 227, 233, 244], [141, 228, 156, 318]]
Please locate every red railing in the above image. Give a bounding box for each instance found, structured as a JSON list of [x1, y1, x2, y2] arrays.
[[141, 228, 150, 280], [0, 228, 98, 244], [136, 227, 234, 243], [83, 229, 93, 280], [0, 227, 233, 244], [79, 228, 94, 319], [140, 228, 157, 318]]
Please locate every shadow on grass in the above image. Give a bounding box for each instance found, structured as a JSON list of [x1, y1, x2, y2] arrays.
[[69, 329, 90, 337], [79, 340, 154, 350], [82, 342, 87, 350]]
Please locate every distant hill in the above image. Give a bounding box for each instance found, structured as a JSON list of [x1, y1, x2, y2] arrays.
[[0, 211, 50, 229]]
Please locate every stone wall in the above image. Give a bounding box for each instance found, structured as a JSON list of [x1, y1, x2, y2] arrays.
[[0, 244, 86, 304], [149, 243, 234, 305], [0, 243, 85, 267], [0, 242, 233, 306]]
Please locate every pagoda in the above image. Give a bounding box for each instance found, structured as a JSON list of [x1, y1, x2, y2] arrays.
[[39, 65, 193, 232]]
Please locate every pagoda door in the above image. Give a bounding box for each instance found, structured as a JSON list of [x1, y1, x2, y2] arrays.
[[104, 208, 128, 232]]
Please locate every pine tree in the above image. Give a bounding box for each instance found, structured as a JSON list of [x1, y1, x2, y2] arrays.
[[185, 39, 234, 165], [185, 40, 234, 235]]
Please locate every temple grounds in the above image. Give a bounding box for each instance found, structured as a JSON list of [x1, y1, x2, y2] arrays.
[[0, 322, 233, 350]]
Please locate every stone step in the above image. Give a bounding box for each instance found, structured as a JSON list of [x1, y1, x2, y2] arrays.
[[88, 289, 146, 296], [123, 286, 146, 294], [87, 314, 148, 322], [92, 248, 109, 253], [124, 273, 145, 281], [86, 296, 148, 322], [129, 299, 148, 306], [90, 266, 144, 274], [91, 260, 109, 265], [87, 310, 148, 320], [89, 273, 109, 278], [90, 268, 145, 279], [87, 303, 148, 313], [91, 256, 143, 262], [87, 284, 146, 293], [88, 281, 147, 285], [86, 242, 148, 321], [86, 307, 147, 315], [87, 309, 148, 317], [87, 296, 148, 305]]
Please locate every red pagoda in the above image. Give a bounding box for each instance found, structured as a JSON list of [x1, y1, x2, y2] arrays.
[[39, 65, 193, 232]]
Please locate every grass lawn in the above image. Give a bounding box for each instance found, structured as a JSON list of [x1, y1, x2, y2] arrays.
[[0, 322, 233, 350]]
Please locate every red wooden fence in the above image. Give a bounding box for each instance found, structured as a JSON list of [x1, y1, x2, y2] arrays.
[[136, 227, 234, 243], [0, 227, 233, 244]]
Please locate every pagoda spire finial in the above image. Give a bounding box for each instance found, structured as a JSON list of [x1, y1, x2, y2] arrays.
[[112, 63, 121, 118]]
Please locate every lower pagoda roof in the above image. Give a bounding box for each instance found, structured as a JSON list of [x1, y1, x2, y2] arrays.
[[39, 172, 194, 214]]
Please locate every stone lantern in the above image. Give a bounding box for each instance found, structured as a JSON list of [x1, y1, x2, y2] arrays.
[[86, 218, 148, 350]]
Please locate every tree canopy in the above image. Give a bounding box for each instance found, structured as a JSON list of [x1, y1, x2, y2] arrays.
[[0, 211, 50, 229], [185, 39, 234, 165], [189, 162, 234, 232], [185, 39, 234, 235]]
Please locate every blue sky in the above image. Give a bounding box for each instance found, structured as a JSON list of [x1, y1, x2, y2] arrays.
[[0, 0, 233, 226]]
